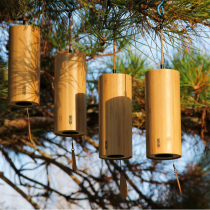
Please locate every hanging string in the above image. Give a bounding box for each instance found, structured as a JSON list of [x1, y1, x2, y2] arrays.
[[173, 160, 182, 196], [26, 107, 35, 147], [23, 16, 26, 25], [72, 138, 77, 172], [120, 159, 121, 174], [72, 137, 74, 150], [160, 25, 164, 69], [112, 2, 116, 74], [157, 0, 165, 69], [27, 107, 31, 141], [113, 39, 116, 73], [68, 9, 72, 53]]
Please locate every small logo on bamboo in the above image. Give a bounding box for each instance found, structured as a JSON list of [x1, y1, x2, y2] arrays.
[[69, 115, 72, 125], [23, 85, 26, 95], [157, 139, 160, 148], [105, 141, 108, 149]]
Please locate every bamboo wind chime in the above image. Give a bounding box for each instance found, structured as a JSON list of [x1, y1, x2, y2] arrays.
[[8, 23, 40, 146], [8, 25, 40, 108], [54, 10, 87, 172], [145, 0, 182, 196], [98, 39, 132, 199]]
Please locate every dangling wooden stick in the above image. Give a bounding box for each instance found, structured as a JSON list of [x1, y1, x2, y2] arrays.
[[72, 138, 77, 172], [173, 160, 182, 196], [27, 107, 35, 146], [27, 107, 32, 141], [120, 174, 128, 199], [120, 160, 128, 199]]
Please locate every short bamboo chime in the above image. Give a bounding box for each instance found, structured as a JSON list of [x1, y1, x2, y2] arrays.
[[54, 11, 87, 172], [8, 24, 40, 146], [145, 1, 182, 196], [98, 39, 132, 199]]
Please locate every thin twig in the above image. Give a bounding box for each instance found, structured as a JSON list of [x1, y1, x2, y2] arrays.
[[0, 172, 40, 209]]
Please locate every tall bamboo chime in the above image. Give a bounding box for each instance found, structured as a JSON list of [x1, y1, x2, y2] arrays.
[[8, 23, 40, 146], [54, 10, 87, 172], [145, 1, 182, 196], [8, 25, 40, 108], [99, 38, 132, 199]]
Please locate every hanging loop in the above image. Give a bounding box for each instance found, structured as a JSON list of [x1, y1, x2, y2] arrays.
[[158, 0, 165, 29], [157, 0, 164, 17]]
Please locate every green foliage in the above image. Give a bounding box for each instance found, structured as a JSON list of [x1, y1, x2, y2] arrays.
[[75, 4, 132, 56], [103, 50, 153, 78], [169, 51, 210, 107], [47, 20, 69, 51], [1, 0, 210, 57]]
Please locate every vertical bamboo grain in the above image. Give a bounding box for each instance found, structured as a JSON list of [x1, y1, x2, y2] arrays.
[[54, 52, 86, 137], [99, 73, 132, 160], [8, 25, 40, 108], [145, 69, 182, 160]]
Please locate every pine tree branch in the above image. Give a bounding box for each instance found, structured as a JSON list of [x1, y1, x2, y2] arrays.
[[0, 117, 54, 136], [0, 172, 40, 209], [12, 145, 108, 209], [109, 160, 163, 209], [2, 149, 65, 196]]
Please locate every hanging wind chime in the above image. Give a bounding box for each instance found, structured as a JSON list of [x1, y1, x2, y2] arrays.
[[8, 22, 40, 145], [8, 24, 40, 108], [98, 38, 132, 199], [54, 10, 87, 172], [145, 0, 182, 196]]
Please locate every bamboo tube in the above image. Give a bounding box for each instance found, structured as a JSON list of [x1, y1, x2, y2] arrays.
[[54, 52, 87, 137], [99, 73, 132, 160], [145, 69, 182, 160], [8, 25, 40, 108]]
